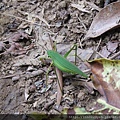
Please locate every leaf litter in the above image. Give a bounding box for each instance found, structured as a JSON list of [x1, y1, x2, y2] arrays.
[[0, 0, 120, 116], [85, 1, 120, 39], [86, 58, 120, 113]]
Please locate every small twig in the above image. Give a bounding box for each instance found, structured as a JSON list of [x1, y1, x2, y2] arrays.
[[55, 68, 63, 106], [0, 72, 24, 79], [49, 34, 56, 51], [89, 38, 102, 60], [96, 52, 107, 58], [109, 51, 120, 59], [78, 39, 83, 49], [96, 38, 102, 51], [78, 17, 87, 31], [85, 1, 102, 11]]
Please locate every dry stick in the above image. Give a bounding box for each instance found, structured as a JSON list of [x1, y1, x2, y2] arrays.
[[96, 52, 107, 58], [0, 72, 25, 79], [83, 39, 102, 74], [0, 74, 18, 79], [78, 16, 87, 31], [55, 68, 63, 106], [109, 51, 120, 59], [49, 35, 63, 107], [89, 38, 102, 60], [96, 38, 102, 52], [90, 38, 120, 60]]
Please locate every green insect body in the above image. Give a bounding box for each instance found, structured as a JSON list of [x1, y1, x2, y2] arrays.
[[47, 50, 88, 78]]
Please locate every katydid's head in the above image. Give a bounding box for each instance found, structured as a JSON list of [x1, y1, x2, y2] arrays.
[[47, 50, 55, 59], [47, 50, 60, 60]]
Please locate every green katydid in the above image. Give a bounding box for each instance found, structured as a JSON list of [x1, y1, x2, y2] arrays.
[[47, 45, 88, 79]]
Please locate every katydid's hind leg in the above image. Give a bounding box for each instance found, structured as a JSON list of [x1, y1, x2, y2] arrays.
[[64, 44, 77, 58], [74, 44, 77, 65], [64, 44, 78, 65]]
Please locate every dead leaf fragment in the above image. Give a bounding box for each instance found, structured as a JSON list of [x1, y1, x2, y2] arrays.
[[86, 58, 120, 109], [85, 2, 120, 39]]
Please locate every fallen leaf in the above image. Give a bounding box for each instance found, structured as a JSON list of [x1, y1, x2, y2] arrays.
[[85, 2, 120, 39], [86, 58, 120, 109]]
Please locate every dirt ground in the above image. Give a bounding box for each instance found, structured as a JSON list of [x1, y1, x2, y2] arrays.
[[0, 0, 120, 115]]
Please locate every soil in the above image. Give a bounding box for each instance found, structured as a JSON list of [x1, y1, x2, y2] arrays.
[[0, 0, 120, 116]]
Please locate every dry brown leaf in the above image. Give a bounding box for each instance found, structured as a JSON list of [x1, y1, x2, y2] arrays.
[[86, 58, 120, 109], [85, 2, 120, 39]]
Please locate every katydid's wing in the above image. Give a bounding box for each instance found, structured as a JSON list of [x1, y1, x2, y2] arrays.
[[47, 50, 88, 78]]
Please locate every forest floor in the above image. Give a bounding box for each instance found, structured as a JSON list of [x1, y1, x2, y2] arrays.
[[0, 0, 120, 116]]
